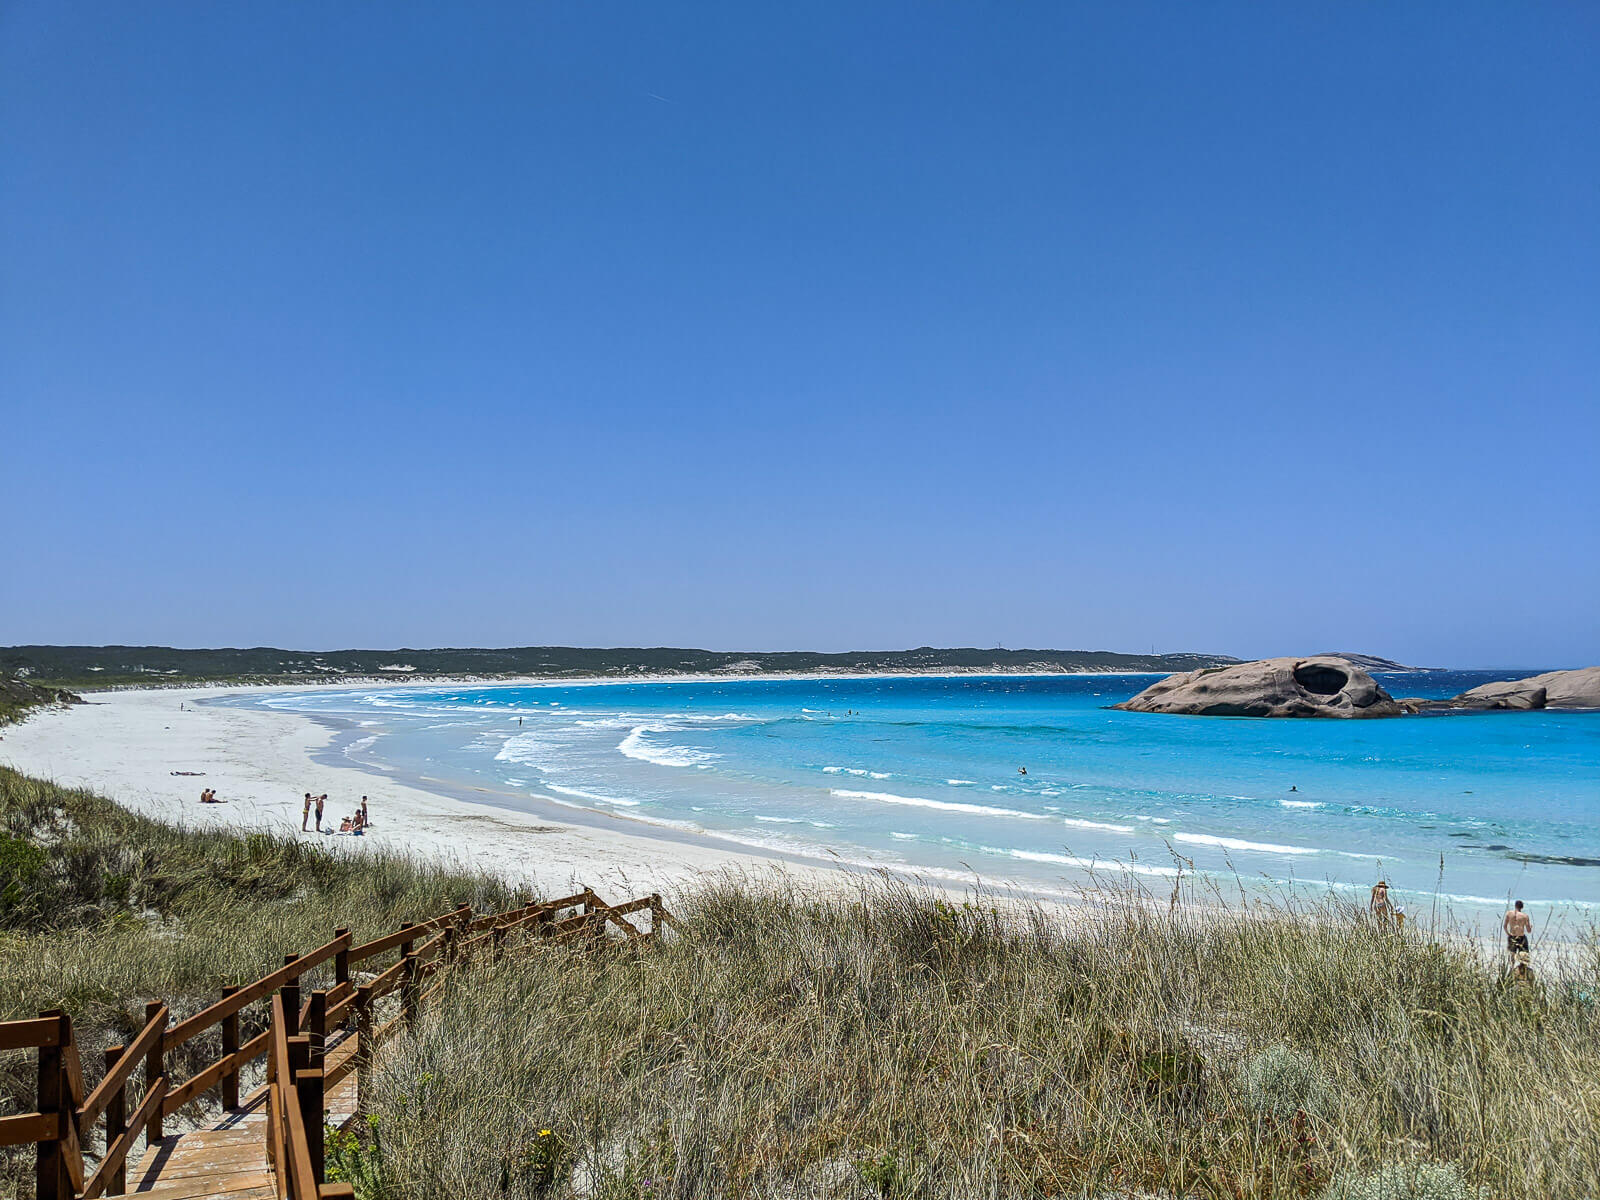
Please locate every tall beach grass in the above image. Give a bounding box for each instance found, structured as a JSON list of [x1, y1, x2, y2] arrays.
[[362, 875, 1600, 1199]]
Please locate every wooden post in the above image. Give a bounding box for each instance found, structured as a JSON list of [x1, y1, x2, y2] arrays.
[[286, 1034, 311, 1185], [354, 988, 373, 1115], [401, 953, 420, 1029], [295, 1065, 325, 1186], [442, 924, 457, 966], [398, 921, 416, 960], [220, 986, 241, 1111], [36, 1011, 68, 1200], [281, 954, 302, 1037], [306, 991, 328, 1061], [650, 893, 664, 938], [143, 1001, 165, 1145], [104, 1045, 127, 1196], [492, 924, 508, 961], [334, 927, 350, 988]]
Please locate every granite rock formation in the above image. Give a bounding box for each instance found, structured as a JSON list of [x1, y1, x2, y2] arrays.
[[1113, 656, 1402, 718], [1451, 666, 1600, 710]]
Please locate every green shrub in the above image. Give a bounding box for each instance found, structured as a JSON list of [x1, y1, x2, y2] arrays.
[[1241, 1044, 1333, 1121], [1325, 1161, 1481, 1200]]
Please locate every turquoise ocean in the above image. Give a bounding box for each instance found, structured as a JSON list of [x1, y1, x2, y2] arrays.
[[228, 672, 1600, 935]]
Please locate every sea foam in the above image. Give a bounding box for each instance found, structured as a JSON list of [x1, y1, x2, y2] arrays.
[[831, 788, 1046, 820]]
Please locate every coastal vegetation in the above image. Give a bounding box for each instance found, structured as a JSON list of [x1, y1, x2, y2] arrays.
[[0, 765, 513, 1193], [3, 764, 1598, 1198], [0, 644, 1239, 690], [0, 675, 79, 726]]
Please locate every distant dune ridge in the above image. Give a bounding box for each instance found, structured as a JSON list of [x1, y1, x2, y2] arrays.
[[0, 644, 1239, 689]]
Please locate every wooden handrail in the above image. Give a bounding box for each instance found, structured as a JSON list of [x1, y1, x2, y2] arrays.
[[164, 1028, 268, 1116], [164, 931, 352, 1052], [269, 996, 321, 1199], [0, 1016, 63, 1051], [78, 1003, 166, 1131], [0, 1111, 62, 1146], [81, 1075, 165, 1200], [2, 886, 678, 1199], [346, 904, 467, 965]]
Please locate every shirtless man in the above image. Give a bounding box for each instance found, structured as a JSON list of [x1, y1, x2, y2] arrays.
[[1503, 900, 1532, 960]]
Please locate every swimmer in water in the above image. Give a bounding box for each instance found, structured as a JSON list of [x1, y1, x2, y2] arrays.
[[1019, 767, 1027, 776]]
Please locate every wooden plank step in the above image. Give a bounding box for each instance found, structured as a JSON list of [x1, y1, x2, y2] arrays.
[[129, 1131, 270, 1188], [124, 1169, 276, 1199]]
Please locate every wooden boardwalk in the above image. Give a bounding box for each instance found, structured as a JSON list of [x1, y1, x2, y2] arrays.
[[6, 889, 673, 1200], [124, 1038, 359, 1199]]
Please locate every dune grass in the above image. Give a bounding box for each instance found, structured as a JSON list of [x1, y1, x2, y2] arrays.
[[4, 764, 1599, 1198], [0, 765, 514, 1193], [357, 877, 1600, 1200]]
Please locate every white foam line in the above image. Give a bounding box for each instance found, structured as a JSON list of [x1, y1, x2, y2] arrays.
[[982, 846, 1180, 878], [546, 784, 641, 808], [1062, 816, 1135, 834], [830, 788, 1047, 820], [1174, 832, 1317, 855]]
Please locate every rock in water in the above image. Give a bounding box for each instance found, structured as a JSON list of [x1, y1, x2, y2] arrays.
[[1455, 666, 1600, 710], [1113, 657, 1402, 718]]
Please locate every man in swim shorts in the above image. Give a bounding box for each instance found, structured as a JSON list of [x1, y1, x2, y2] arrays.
[[1504, 900, 1532, 958]]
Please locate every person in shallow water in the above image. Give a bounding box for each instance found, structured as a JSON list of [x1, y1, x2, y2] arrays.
[[1504, 900, 1532, 959]]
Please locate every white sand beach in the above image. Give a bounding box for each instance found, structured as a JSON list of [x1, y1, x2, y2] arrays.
[[0, 684, 834, 904]]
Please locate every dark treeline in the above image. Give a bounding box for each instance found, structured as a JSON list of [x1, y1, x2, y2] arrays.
[[2, 644, 1237, 689]]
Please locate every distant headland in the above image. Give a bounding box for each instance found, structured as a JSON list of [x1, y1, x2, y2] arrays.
[[2, 644, 1241, 691]]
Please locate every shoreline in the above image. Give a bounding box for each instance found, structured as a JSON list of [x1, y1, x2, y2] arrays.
[[54, 666, 1175, 698], [4, 681, 1594, 956], [0, 681, 1118, 911]]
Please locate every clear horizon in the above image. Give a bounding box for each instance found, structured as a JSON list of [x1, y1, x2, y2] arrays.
[[4, 3, 1597, 668]]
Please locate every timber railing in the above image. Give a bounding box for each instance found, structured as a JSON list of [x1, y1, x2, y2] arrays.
[[3, 887, 676, 1200]]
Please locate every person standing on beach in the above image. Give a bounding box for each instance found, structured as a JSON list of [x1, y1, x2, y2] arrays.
[[301, 792, 312, 831], [315, 793, 326, 832], [1504, 900, 1532, 959], [360, 795, 369, 827], [1369, 880, 1405, 926]]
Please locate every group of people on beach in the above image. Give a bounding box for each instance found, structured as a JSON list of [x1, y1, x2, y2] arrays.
[[1370, 880, 1537, 981], [301, 792, 371, 835]]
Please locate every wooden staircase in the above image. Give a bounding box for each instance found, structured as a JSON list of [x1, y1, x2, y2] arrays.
[[4, 889, 674, 1200]]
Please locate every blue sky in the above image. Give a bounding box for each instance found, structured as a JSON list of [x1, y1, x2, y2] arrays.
[[3, 3, 1597, 667]]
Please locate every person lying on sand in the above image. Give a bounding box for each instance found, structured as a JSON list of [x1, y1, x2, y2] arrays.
[[339, 816, 354, 833]]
